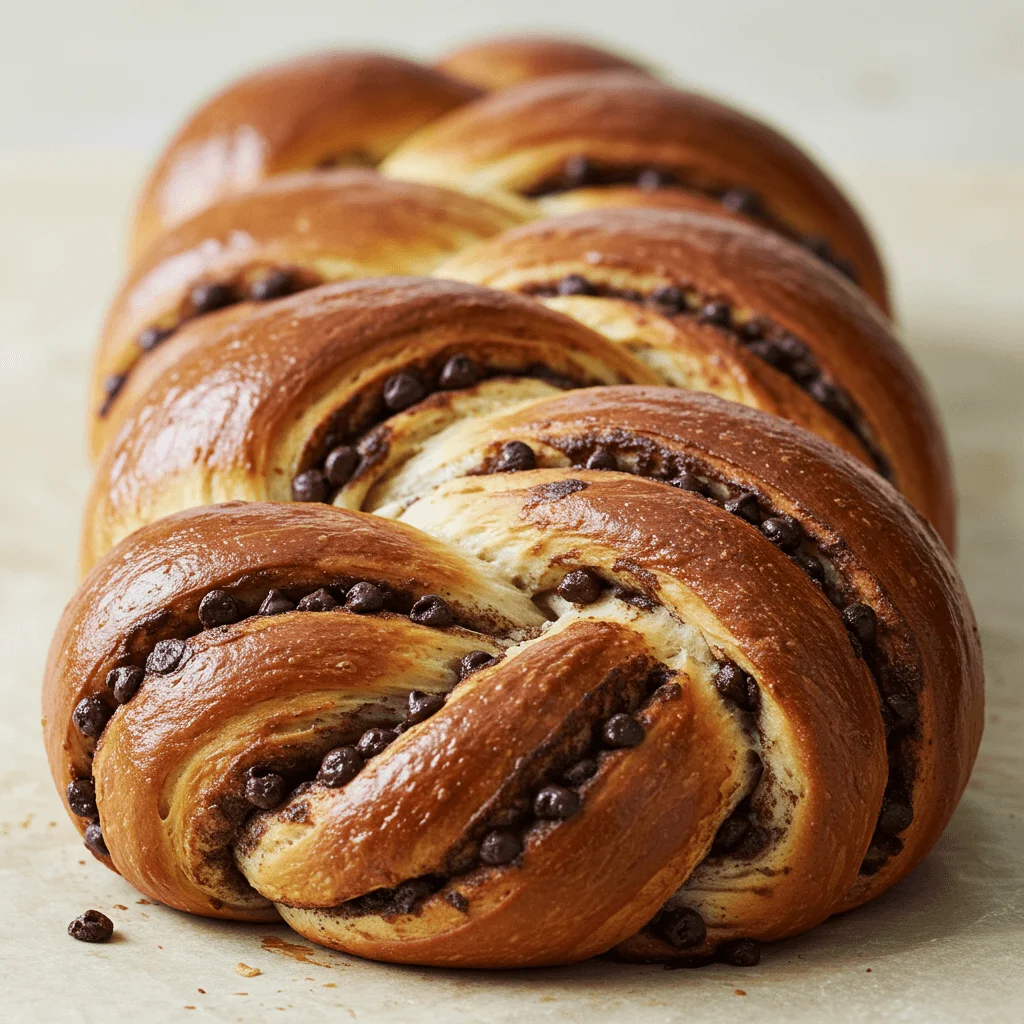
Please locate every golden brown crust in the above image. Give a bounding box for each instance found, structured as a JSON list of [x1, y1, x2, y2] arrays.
[[128, 52, 480, 259], [92, 171, 522, 458], [435, 36, 648, 91], [437, 208, 954, 549], [382, 71, 889, 310]]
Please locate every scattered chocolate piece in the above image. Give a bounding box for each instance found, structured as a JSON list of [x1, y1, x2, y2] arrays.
[[533, 785, 580, 820], [245, 772, 287, 810], [318, 747, 363, 787], [670, 471, 705, 494], [72, 696, 110, 739], [650, 284, 686, 314], [479, 830, 522, 865], [792, 552, 826, 583], [602, 713, 644, 749], [842, 603, 878, 650], [68, 910, 113, 943], [460, 650, 496, 678], [356, 728, 397, 759], [345, 581, 385, 613], [147, 638, 187, 674], [760, 516, 802, 552], [409, 595, 453, 628], [724, 492, 761, 525], [259, 589, 296, 616], [66, 779, 97, 818], [296, 588, 337, 612], [382, 371, 425, 412], [438, 354, 479, 390], [291, 468, 328, 503], [84, 822, 108, 857], [493, 440, 536, 473], [562, 758, 599, 787], [699, 301, 732, 327], [137, 325, 170, 352], [324, 445, 358, 488], [720, 187, 763, 217], [657, 907, 706, 948], [556, 568, 603, 604], [585, 448, 617, 471], [407, 691, 445, 724], [105, 666, 143, 705], [877, 794, 913, 835], [557, 274, 597, 297], [445, 891, 469, 913], [719, 938, 761, 966], [189, 281, 233, 315], [198, 589, 241, 628], [248, 269, 293, 301]]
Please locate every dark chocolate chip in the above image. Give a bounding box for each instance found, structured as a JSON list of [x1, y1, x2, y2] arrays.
[[248, 269, 293, 301], [885, 691, 918, 728], [147, 638, 187, 674], [807, 377, 853, 420], [669, 471, 705, 494], [460, 650, 497, 678], [698, 300, 732, 327], [556, 568, 603, 604], [732, 823, 769, 858], [747, 338, 786, 368], [296, 588, 337, 612], [259, 589, 296, 616], [489, 800, 530, 829], [562, 758, 598, 787], [493, 440, 536, 473], [562, 155, 593, 188], [585, 447, 617, 471], [318, 746, 363, 787], [244, 772, 287, 810], [720, 187, 763, 217], [409, 594, 453, 628], [356, 727, 397, 758], [291, 468, 328, 503], [105, 665, 143, 704], [712, 813, 751, 853], [66, 779, 97, 818], [479, 830, 522, 865], [760, 516, 802, 552], [714, 662, 757, 711], [382, 372, 425, 412], [792, 551, 826, 583], [189, 281, 233, 315], [68, 910, 113, 943], [533, 784, 580, 820], [719, 938, 760, 966], [72, 696, 110, 739], [602, 713, 644, 748], [438, 354, 479, 390], [100, 374, 126, 414], [724, 492, 761, 525], [745, 677, 761, 712], [635, 167, 667, 191], [877, 795, 913, 836], [390, 879, 434, 915], [345, 581, 385, 613], [84, 822, 108, 857], [324, 445, 358, 488], [198, 589, 241, 628], [137, 325, 171, 352], [737, 318, 766, 341], [407, 690, 445, 724], [657, 907, 706, 948], [650, 284, 686, 315], [842, 603, 878, 650], [556, 274, 598, 297], [445, 890, 469, 913]]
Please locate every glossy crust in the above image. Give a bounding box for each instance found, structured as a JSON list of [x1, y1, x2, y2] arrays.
[[435, 35, 648, 90], [92, 171, 522, 457], [382, 71, 889, 310], [128, 52, 480, 259], [44, 391, 982, 966], [437, 208, 954, 549]]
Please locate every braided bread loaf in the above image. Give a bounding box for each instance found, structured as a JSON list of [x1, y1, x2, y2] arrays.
[[45, 35, 982, 969]]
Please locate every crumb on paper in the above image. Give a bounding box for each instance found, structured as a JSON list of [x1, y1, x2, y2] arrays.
[[866, 968, 873, 972], [113, 904, 127, 910], [20, 813, 34, 828], [323, 983, 337, 989], [137, 898, 153, 905], [734, 989, 746, 996], [197, 988, 205, 994], [234, 992, 249, 997], [236, 963, 262, 978]]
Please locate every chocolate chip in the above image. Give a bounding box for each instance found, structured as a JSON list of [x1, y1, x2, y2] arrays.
[[390, 879, 434, 915], [137, 325, 171, 352], [493, 441, 536, 473], [602, 713, 644, 748], [744, 677, 762, 713], [318, 746, 363, 787], [724, 492, 761, 524], [562, 155, 593, 189], [248, 269, 293, 301], [657, 907, 706, 948], [808, 377, 853, 421], [877, 794, 913, 836], [84, 822, 108, 857], [105, 666, 143, 704], [636, 167, 667, 191], [885, 691, 918, 728], [556, 568, 603, 605], [737, 318, 766, 341], [189, 281, 233, 315], [460, 650, 496, 678], [296, 588, 337, 612], [719, 938, 760, 966], [147, 638, 186, 674], [746, 338, 786, 368], [66, 779, 97, 818], [72, 696, 110, 739], [556, 274, 597, 296], [259, 589, 296, 615], [100, 374, 126, 414], [245, 772, 287, 809], [407, 690, 445, 724], [489, 800, 530, 829], [792, 552, 826, 583], [712, 813, 751, 853], [714, 662, 756, 711], [698, 301, 732, 328], [68, 910, 113, 943], [445, 891, 469, 913], [732, 823, 769, 858], [479, 830, 522, 865], [760, 516, 802, 552], [585, 448, 617, 470], [562, 758, 598, 787], [720, 187, 763, 217], [533, 785, 580, 820], [198, 589, 241, 628], [409, 594, 453, 628], [650, 284, 686, 315], [291, 468, 328, 503], [438, 354, 479, 390], [382, 371, 425, 412], [842, 603, 878, 650], [669, 471, 705, 494], [345, 581, 385, 613], [356, 727, 397, 758], [324, 445, 358, 488]]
